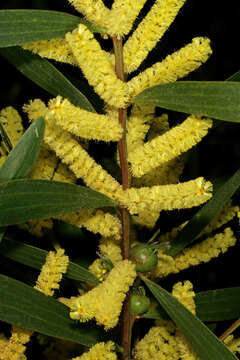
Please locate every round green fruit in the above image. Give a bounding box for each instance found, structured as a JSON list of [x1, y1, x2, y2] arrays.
[[130, 294, 150, 316], [130, 244, 158, 273]]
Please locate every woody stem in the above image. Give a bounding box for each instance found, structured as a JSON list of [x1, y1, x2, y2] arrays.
[[112, 36, 132, 360]]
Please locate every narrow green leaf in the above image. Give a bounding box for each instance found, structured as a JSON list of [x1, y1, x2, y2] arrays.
[[0, 179, 116, 227], [143, 287, 240, 322], [0, 274, 104, 346], [133, 81, 240, 123], [142, 277, 237, 360], [195, 287, 240, 322], [0, 10, 106, 47], [166, 167, 240, 256], [0, 117, 45, 181], [0, 46, 95, 112], [0, 237, 99, 284], [0, 117, 45, 242]]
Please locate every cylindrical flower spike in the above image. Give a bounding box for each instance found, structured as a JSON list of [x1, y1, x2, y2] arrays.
[[72, 341, 117, 360], [152, 227, 236, 278], [127, 104, 155, 154], [67, 0, 110, 29], [105, 0, 147, 37], [70, 260, 136, 330], [23, 99, 122, 200], [118, 177, 212, 215], [128, 115, 213, 177], [128, 37, 212, 98], [57, 210, 121, 240], [65, 25, 129, 108], [22, 38, 78, 66], [123, 0, 186, 73], [35, 248, 69, 296], [47, 96, 123, 141]]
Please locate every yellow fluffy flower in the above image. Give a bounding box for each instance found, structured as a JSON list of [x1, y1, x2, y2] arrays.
[[23, 99, 122, 200], [134, 281, 197, 360], [65, 24, 129, 108], [1, 249, 69, 359], [128, 115, 212, 177], [119, 177, 212, 215], [0, 326, 32, 360], [67, 0, 110, 29], [35, 248, 69, 296], [72, 341, 117, 360], [128, 37, 212, 98], [124, 0, 186, 73], [99, 237, 122, 264], [58, 210, 121, 240], [126, 104, 155, 154], [152, 227, 236, 278], [47, 96, 123, 141], [70, 260, 136, 329], [105, 0, 147, 37], [172, 281, 196, 315], [22, 38, 78, 66]]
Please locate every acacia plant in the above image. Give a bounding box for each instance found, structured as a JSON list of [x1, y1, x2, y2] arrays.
[[0, 1, 240, 359]]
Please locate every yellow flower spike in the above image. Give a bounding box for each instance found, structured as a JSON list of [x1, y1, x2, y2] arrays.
[[128, 37, 212, 98], [47, 96, 123, 141], [70, 260, 136, 330], [152, 227, 236, 278], [118, 177, 212, 215], [23, 99, 123, 200], [99, 237, 123, 264], [105, 0, 147, 37], [57, 210, 121, 240], [35, 248, 69, 296], [71, 341, 117, 360], [128, 115, 212, 177], [127, 104, 155, 154], [1, 249, 69, 359], [67, 0, 110, 29], [22, 98, 48, 121], [0, 106, 24, 149], [132, 114, 186, 188], [65, 24, 130, 108], [0, 325, 32, 360], [22, 38, 78, 66], [123, 0, 186, 73], [172, 281, 196, 315]]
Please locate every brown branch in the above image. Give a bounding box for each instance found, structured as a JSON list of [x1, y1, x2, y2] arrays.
[[112, 35, 132, 360]]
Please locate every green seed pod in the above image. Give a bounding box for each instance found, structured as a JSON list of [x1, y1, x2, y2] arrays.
[[130, 294, 151, 316], [130, 244, 158, 273]]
